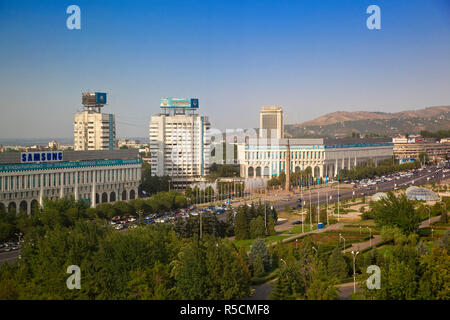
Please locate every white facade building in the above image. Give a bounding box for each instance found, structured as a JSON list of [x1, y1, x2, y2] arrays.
[[74, 111, 116, 151], [0, 150, 141, 214], [149, 111, 210, 188], [239, 138, 394, 179]]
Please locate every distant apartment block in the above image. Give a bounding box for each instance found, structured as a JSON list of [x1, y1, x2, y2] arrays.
[[74, 92, 116, 151], [259, 106, 284, 140], [149, 98, 210, 188]]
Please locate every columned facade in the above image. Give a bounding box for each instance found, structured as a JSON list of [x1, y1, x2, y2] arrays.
[[0, 150, 141, 215], [239, 138, 394, 181]]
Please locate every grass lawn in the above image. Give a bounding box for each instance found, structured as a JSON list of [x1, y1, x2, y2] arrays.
[[307, 230, 371, 247], [344, 219, 377, 227], [282, 224, 318, 234]]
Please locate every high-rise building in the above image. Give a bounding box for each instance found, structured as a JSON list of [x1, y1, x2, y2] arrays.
[[74, 92, 116, 151], [149, 98, 210, 188], [259, 106, 284, 139]]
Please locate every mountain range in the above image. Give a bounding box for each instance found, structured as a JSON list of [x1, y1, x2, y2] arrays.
[[285, 106, 450, 138]]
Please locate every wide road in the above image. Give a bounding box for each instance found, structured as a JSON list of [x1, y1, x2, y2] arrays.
[[0, 250, 20, 266], [271, 164, 446, 213]]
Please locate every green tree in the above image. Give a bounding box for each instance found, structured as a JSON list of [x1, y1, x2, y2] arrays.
[[306, 261, 339, 300], [252, 256, 265, 278], [372, 193, 421, 235], [270, 257, 305, 300], [248, 239, 271, 273], [249, 216, 266, 238], [327, 246, 348, 281], [418, 246, 450, 299], [234, 207, 250, 240]]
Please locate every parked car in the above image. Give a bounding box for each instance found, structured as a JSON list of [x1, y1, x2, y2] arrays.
[[292, 220, 302, 225]]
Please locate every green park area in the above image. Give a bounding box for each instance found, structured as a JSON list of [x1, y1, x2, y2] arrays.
[[0, 185, 448, 300]]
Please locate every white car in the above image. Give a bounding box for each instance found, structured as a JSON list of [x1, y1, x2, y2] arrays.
[[114, 224, 123, 230]]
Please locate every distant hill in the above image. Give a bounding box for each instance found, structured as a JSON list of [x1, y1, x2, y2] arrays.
[[285, 106, 450, 138]]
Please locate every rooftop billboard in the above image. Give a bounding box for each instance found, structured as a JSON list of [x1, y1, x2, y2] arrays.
[[82, 92, 107, 105], [160, 98, 199, 108]]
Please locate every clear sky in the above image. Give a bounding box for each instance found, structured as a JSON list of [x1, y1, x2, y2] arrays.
[[0, 0, 449, 139]]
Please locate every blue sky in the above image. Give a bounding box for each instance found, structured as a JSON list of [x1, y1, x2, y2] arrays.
[[0, 0, 449, 139]]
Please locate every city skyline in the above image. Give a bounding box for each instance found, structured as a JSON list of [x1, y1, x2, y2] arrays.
[[1, 0, 450, 139]]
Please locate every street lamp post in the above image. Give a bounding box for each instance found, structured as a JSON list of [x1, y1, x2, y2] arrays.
[[366, 227, 372, 247], [137, 209, 143, 226], [425, 207, 431, 226], [351, 250, 360, 294], [340, 233, 346, 251]]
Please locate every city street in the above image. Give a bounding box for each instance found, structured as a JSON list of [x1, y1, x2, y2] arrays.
[[269, 165, 445, 213]]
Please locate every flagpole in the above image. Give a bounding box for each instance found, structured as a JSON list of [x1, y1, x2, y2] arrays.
[[337, 172, 340, 222], [301, 179, 304, 233], [317, 190, 320, 226], [309, 189, 312, 231]]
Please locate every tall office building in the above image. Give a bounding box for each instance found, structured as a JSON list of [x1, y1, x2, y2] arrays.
[[259, 106, 284, 139], [149, 98, 210, 188], [74, 92, 116, 151]]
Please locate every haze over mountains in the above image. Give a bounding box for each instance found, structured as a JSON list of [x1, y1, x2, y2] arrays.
[[285, 106, 450, 139]]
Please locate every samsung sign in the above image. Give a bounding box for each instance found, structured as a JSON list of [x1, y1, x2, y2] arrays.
[[21, 151, 63, 163]]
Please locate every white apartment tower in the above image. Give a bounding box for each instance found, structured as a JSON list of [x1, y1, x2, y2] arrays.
[[259, 106, 284, 140], [74, 92, 116, 151], [149, 98, 210, 188]]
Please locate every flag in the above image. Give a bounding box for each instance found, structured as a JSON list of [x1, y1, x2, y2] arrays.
[[301, 176, 303, 186]]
